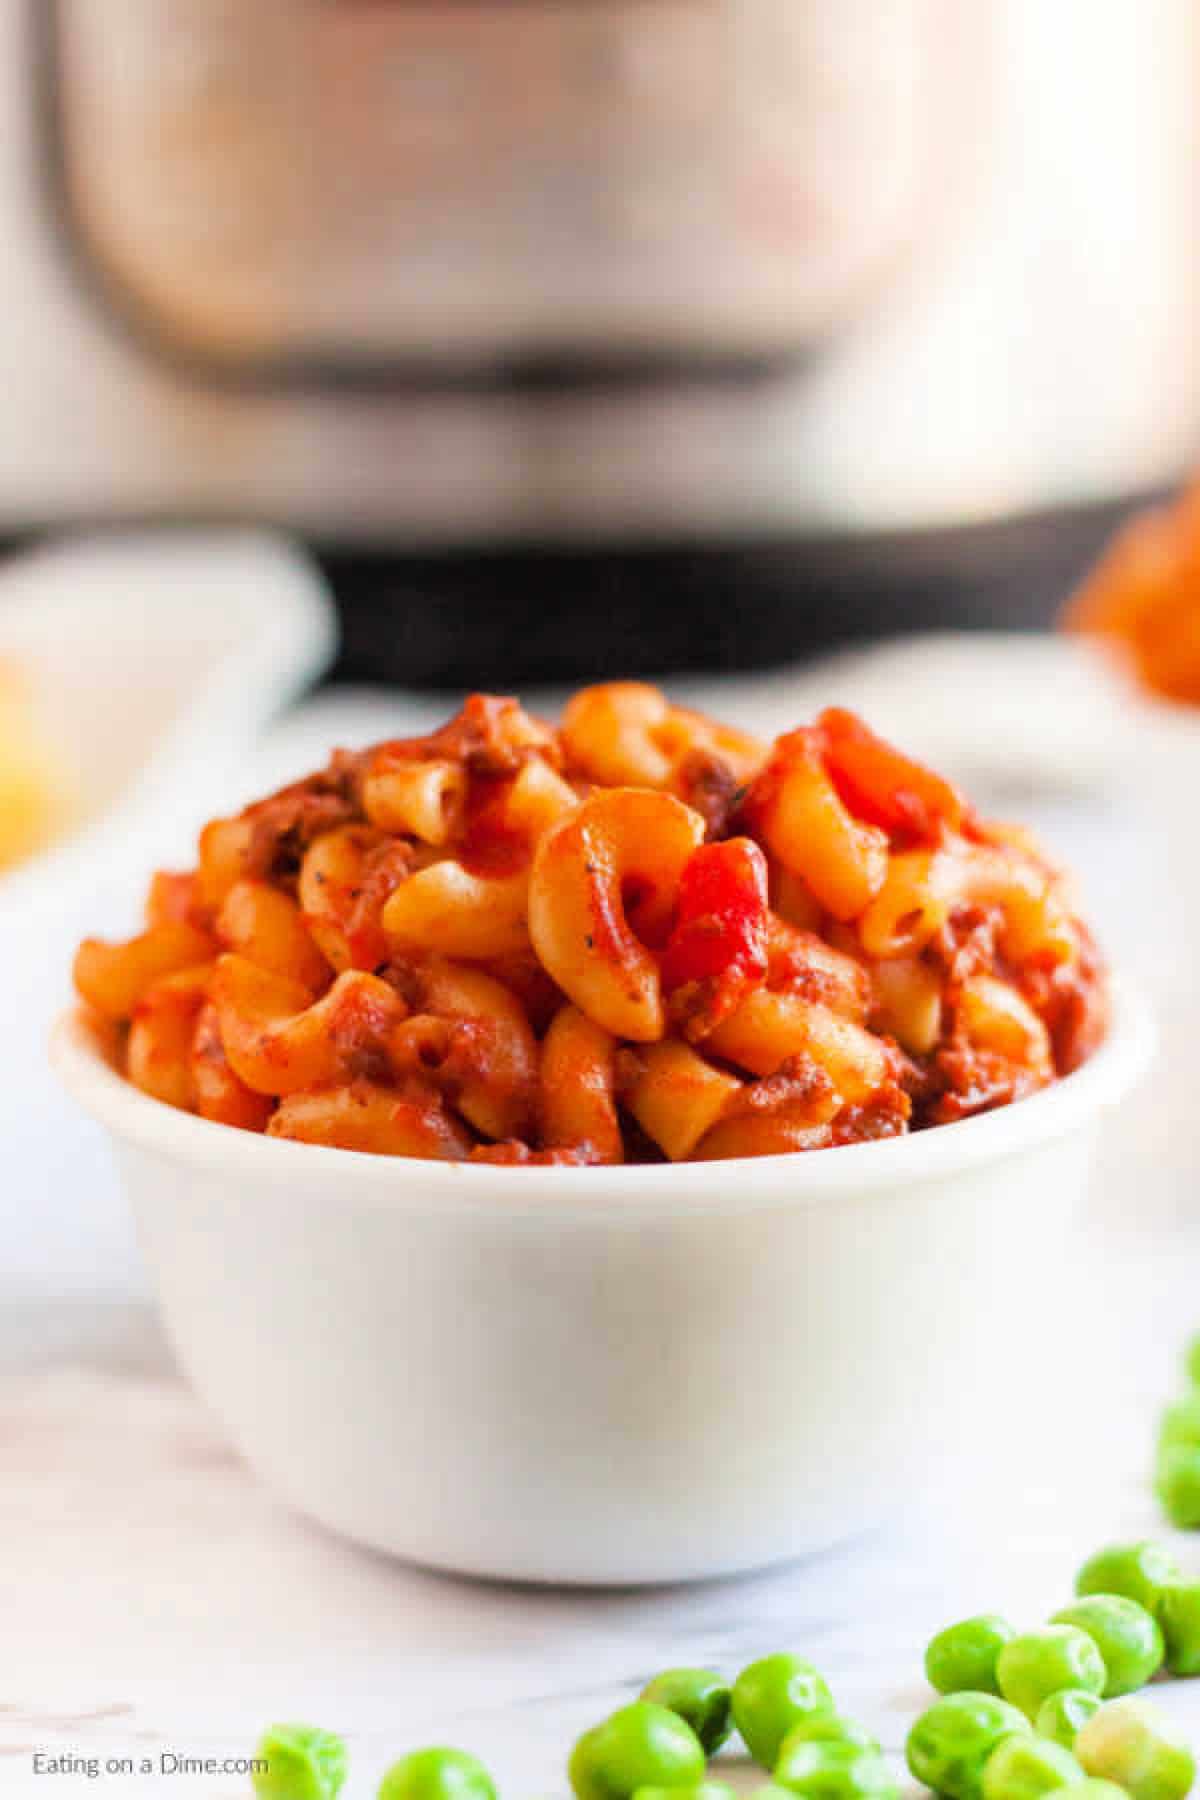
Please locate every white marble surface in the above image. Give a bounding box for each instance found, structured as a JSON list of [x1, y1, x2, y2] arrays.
[[5, 669, 1200, 1799], [2, 1237, 1199, 1800]]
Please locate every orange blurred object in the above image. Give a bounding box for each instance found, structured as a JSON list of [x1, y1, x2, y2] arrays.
[[1063, 483, 1200, 704]]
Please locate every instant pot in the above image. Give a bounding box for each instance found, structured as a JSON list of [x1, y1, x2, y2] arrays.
[[6, 0, 1200, 681]]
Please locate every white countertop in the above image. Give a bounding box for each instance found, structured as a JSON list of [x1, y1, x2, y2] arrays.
[[5, 678, 1200, 1800], [3, 1231, 1198, 1800]]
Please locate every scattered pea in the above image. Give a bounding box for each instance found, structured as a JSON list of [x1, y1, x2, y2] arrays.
[[639, 1670, 732, 1757], [569, 1704, 706, 1800], [632, 1785, 736, 1800], [1184, 1334, 1200, 1389], [777, 1716, 882, 1756], [1052, 1598, 1164, 1698], [1157, 1583, 1200, 1678], [378, 1749, 496, 1800], [1035, 1691, 1103, 1752], [771, 1738, 897, 1800], [1075, 1545, 1180, 1618], [1076, 1699, 1196, 1800], [927, 1618, 1016, 1698], [1157, 1445, 1200, 1530], [997, 1630, 1106, 1723], [252, 1724, 348, 1800], [731, 1655, 835, 1771], [1159, 1397, 1200, 1454], [980, 1733, 1085, 1800], [906, 1692, 1031, 1800]]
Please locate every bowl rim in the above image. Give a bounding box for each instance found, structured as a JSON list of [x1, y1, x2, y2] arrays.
[[49, 983, 1153, 1217]]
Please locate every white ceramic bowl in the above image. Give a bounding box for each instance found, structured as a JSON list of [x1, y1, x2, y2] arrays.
[[52, 995, 1151, 1587]]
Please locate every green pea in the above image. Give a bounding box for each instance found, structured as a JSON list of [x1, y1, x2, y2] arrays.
[[1184, 1333, 1200, 1388], [252, 1724, 348, 1800], [1075, 1544, 1180, 1618], [770, 1739, 897, 1800], [731, 1655, 834, 1771], [1035, 1692, 1103, 1752], [926, 1618, 1016, 1697], [1051, 1598, 1164, 1697], [1066, 1785, 1130, 1800], [980, 1734, 1085, 1800], [1076, 1699, 1196, 1800], [1157, 1582, 1200, 1677], [1156, 1443, 1200, 1529], [569, 1704, 706, 1800], [906, 1692, 1032, 1800], [378, 1749, 496, 1800], [778, 1717, 882, 1757], [996, 1630, 1106, 1723], [632, 1785, 736, 1800], [639, 1670, 732, 1757], [1158, 1396, 1200, 1454]]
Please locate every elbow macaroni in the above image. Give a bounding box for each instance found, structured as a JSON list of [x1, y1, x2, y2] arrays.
[[745, 729, 889, 921], [362, 755, 467, 844], [538, 1004, 623, 1165], [72, 683, 1108, 1163], [623, 1039, 743, 1163], [528, 787, 705, 1042]]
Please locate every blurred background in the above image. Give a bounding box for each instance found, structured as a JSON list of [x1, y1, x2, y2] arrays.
[[4, 0, 1199, 681]]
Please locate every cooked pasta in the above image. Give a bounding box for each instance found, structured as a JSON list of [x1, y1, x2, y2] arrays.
[[72, 685, 1109, 1162]]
